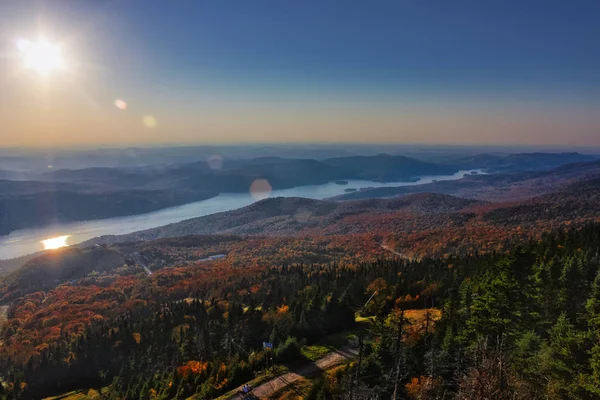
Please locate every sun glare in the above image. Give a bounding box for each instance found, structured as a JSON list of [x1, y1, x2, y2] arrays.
[[41, 235, 70, 250], [17, 38, 65, 76]]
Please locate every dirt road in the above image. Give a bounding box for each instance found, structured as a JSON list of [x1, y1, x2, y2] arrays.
[[229, 347, 357, 399], [379, 243, 405, 258]]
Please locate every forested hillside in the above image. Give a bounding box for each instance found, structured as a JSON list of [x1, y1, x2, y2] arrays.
[[2, 154, 597, 235], [86, 194, 480, 245], [0, 189, 216, 236], [2, 162, 600, 399], [335, 160, 600, 202], [0, 153, 457, 235], [4, 0, 600, 397], [84, 177, 600, 258], [2, 223, 600, 399]]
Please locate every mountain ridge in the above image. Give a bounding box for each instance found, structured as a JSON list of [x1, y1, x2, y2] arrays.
[[79, 193, 485, 246]]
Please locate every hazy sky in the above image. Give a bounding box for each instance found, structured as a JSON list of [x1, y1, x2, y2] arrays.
[[1, 0, 599, 148]]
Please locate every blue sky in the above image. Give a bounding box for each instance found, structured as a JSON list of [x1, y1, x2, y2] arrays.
[[1, 0, 599, 147], [111, 1, 600, 90]]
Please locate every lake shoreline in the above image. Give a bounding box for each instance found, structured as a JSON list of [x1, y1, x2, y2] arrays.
[[0, 191, 221, 237], [0, 170, 479, 260]]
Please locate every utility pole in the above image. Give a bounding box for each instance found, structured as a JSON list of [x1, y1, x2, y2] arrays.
[[262, 341, 274, 375]]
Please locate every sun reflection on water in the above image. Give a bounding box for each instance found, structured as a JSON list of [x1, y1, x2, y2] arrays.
[[41, 235, 70, 250]]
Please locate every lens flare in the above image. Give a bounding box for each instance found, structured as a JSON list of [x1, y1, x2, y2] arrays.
[[41, 235, 70, 250], [114, 99, 128, 110], [17, 38, 65, 76], [207, 154, 224, 170], [142, 115, 157, 128], [249, 179, 272, 200]]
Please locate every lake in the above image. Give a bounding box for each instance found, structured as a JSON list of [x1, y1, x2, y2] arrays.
[[0, 170, 479, 259]]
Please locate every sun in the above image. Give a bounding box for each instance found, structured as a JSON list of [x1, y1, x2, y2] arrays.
[[17, 37, 65, 76], [41, 235, 70, 250]]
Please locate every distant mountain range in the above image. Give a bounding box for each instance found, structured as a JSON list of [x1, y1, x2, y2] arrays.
[[444, 152, 598, 172], [334, 159, 600, 201], [0, 152, 598, 236], [3, 160, 600, 285], [81, 158, 600, 247], [0, 154, 457, 235], [0, 184, 216, 236], [43, 154, 458, 188], [84, 193, 480, 245], [6, 144, 595, 172], [41, 152, 599, 191], [320, 154, 452, 181], [4, 171, 593, 293]]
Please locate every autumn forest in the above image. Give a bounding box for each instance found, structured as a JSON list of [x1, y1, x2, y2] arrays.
[[1, 156, 600, 399]]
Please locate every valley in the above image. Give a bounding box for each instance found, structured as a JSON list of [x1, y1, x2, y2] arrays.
[[1, 151, 600, 399], [0, 169, 474, 260], [3, 2, 600, 397]]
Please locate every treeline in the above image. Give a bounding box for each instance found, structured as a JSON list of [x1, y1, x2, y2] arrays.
[[0, 248, 455, 398], [313, 224, 600, 399], [2, 225, 600, 398]]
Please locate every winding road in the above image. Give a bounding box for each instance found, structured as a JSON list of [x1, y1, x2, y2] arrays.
[[379, 243, 404, 258]]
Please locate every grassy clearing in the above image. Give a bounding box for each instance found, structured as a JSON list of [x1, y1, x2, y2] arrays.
[[301, 344, 330, 361], [300, 324, 364, 362], [355, 315, 372, 323]]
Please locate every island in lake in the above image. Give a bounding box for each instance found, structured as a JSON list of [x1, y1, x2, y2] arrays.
[[344, 188, 357, 192], [334, 180, 349, 185]]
